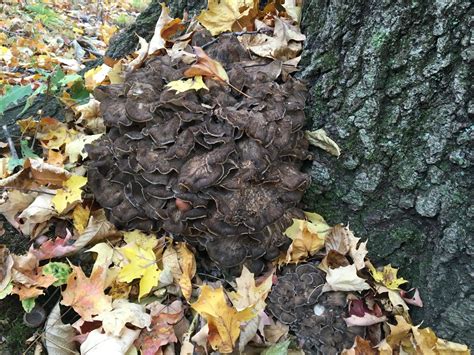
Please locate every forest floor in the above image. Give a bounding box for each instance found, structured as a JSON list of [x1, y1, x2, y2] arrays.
[[0, 1, 471, 354]]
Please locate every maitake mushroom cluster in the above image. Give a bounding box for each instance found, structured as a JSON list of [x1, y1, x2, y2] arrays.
[[267, 263, 365, 354], [86, 36, 312, 273]]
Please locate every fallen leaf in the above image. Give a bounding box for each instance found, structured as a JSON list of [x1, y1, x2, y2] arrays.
[[282, 0, 302, 23], [0, 245, 14, 292], [325, 224, 368, 270], [148, 3, 174, 55], [191, 284, 255, 353], [80, 328, 140, 355], [400, 288, 423, 307], [197, 0, 257, 35], [368, 262, 408, 290], [283, 215, 329, 263], [123, 230, 159, 250], [17, 193, 57, 235], [118, 242, 160, 300], [93, 299, 151, 337], [342, 336, 377, 355], [239, 17, 305, 61], [305, 129, 341, 157], [184, 47, 229, 83], [29, 232, 77, 260], [323, 264, 371, 292], [65, 133, 103, 163], [42, 262, 72, 286], [166, 76, 209, 93], [44, 302, 79, 355], [344, 313, 387, 327], [228, 266, 273, 312], [136, 300, 183, 355], [61, 266, 112, 321], [162, 242, 196, 300], [128, 35, 150, 70], [0, 190, 34, 229], [84, 64, 111, 91], [52, 175, 87, 214], [262, 339, 291, 355], [72, 204, 90, 233], [73, 208, 118, 249]]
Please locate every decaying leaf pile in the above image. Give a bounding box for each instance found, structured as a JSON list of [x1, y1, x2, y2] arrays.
[[0, 0, 471, 354]]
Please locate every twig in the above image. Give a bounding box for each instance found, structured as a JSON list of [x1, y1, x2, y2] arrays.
[[2, 125, 19, 161]]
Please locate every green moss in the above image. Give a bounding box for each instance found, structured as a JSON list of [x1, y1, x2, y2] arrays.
[[0, 297, 35, 354], [371, 31, 389, 49]]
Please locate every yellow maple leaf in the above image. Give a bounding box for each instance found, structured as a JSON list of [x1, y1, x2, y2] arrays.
[[52, 175, 87, 214], [368, 262, 408, 290], [165, 76, 208, 93], [84, 64, 111, 91], [197, 0, 257, 36], [123, 230, 159, 250], [283, 213, 330, 264], [191, 285, 254, 353], [118, 243, 160, 300], [72, 204, 90, 233], [378, 315, 470, 355], [228, 266, 273, 312]]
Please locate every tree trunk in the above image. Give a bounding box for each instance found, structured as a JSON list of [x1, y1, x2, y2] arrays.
[[300, 0, 472, 346]]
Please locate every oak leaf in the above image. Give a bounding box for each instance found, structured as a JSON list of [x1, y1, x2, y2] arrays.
[[61, 266, 112, 321], [191, 284, 255, 353]]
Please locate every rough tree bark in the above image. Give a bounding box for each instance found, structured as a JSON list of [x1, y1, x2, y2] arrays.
[[86, 0, 474, 346], [300, 0, 473, 346]]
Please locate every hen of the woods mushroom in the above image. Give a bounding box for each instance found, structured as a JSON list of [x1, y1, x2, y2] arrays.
[[86, 33, 312, 273]]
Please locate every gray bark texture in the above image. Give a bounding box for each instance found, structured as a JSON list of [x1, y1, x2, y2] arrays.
[[299, 0, 473, 346]]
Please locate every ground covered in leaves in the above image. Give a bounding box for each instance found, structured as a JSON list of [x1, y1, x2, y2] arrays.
[[0, 0, 471, 354]]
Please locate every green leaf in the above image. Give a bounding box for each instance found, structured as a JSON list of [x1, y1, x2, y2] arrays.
[[59, 74, 82, 86], [50, 67, 66, 90], [43, 262, 72, 286], [7, 157, 24, 172], [70, 80, 90, 103], [19, 84, 47, 115], [262, 340, 291, 355], [22, 298, 36, 313], [0, 85, 34, 115], [0, 282, 13, 300], [20, 140, 39, 159]]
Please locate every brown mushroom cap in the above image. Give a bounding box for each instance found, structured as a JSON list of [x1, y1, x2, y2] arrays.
[[86, 35, 312, 272]]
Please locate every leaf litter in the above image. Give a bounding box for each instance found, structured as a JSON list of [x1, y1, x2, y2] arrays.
[[0, 0, 471, 354]]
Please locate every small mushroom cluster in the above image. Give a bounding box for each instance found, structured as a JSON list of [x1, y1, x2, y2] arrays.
[[267, 263, 365, 354], [86, 36, 312, 273]]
